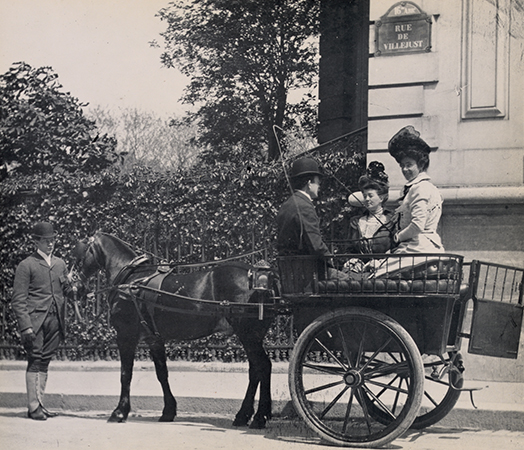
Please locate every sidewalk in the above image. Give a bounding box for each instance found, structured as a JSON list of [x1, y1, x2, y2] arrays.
[[1, 360, 523, 431]]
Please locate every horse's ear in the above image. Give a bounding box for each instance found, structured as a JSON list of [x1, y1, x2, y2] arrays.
[[87, 223, 98, 236]]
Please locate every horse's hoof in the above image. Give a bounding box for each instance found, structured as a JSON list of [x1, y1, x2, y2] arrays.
[[249, 417, 266, 429], [233, 408, 253, 427], [232, 416, 249, 427], [108, 412, 127, 423], [158, 415, 175, 422]]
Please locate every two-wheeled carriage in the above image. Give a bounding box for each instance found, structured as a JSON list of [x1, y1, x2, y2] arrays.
[[74, 234, 523, 447], [276, 253, 524, 447]]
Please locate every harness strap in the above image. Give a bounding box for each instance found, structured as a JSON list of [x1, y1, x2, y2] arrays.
[[116, 284, 277, 319], [110, 260, 277, 331], [112, 255, 150, 286], [135, 269, 174, 337], [128, 289, 158, 338], [109, 255, 161, 338]]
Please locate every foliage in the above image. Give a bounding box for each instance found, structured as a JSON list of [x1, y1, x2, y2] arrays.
[[0, 142, 363, 352], [0, 62, 365, 359], [0, 62, 118, 177], [157, 0, 320, 160], [87, 107, 201, 172]]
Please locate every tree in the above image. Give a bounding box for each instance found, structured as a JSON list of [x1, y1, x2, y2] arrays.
[[0, 62, 117, 178], [87, 106, 201, 172], [157, 0, 320, 161]]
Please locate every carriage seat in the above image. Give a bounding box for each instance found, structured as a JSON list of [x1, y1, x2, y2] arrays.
[[376, 258, 461, 281], [318, 258, 462, 295], [317, 278, 461, 295], [278, 255, 464, 296]]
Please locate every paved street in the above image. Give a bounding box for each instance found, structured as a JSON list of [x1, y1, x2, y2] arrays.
[[1, 359, 523, 449], [1, 408, 524, 450]]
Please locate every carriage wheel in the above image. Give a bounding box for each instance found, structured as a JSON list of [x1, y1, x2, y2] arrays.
[[289, 307, 424, 448], [363, 351, 464, 430], [410, 352, 463, 429]]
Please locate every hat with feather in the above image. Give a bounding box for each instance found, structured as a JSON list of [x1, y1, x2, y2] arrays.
[[388, 126, 431, 170]]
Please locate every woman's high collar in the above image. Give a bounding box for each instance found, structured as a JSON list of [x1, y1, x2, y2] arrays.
[[405, 172, 430, 187]]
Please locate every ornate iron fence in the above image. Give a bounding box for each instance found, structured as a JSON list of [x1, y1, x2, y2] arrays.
[[0, 233, 295, 362]]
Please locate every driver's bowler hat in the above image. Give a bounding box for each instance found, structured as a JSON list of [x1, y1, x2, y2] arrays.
[[290, 157, 323, 178]]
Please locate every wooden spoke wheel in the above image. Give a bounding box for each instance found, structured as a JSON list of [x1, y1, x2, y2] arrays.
[[363, 352, 464, 430], [289, 307, 424, 448], [411, 352, 464, 429]]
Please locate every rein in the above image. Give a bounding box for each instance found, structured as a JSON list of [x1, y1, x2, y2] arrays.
[[77, 242, 277, 330], [98, 233, 269, 267], [115, 283, 276, 320], [135, 248, 270, 270], [85, 248, 269, 298]]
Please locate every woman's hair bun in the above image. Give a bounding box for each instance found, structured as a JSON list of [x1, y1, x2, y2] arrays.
[[366, 161, 388, 185], [358, 161, 389, 199]]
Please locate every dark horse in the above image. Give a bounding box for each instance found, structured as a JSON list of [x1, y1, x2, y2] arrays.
[[74, 232, 275, 428]]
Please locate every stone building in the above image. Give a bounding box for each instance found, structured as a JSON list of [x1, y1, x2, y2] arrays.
[[319, 0, 524, 266]]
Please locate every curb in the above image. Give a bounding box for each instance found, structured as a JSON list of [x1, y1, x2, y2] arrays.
[[2, 391, 524, 432], [1, 361, 523, 432]]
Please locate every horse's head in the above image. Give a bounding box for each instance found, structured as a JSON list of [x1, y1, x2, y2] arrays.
[[73, 236, 103, 282], [68, 235, 101, 303], [73, 232, 138, 285]]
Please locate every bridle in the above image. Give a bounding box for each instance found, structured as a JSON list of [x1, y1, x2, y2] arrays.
[[74, 236, 104, 285]]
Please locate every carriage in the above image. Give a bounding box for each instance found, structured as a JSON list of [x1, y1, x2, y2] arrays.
[[275, 252, 523, 447], [75, 233, 524, 448]]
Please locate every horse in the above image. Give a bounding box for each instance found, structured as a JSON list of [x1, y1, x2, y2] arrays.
[[73, 231, 276, 428]]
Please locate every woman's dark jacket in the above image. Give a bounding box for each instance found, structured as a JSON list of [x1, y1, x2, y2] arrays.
[[344, 210, 395, 255]]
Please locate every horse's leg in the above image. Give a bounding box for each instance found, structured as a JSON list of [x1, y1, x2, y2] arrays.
[[247, 340, 272, 429], [147, 336, 177, 422], [232, 359, 259, 427], [234, 323, 272, 429], [109, 327, 139, 423]]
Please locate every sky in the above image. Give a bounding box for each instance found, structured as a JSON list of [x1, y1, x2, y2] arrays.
[[0, 0, 189, 117]]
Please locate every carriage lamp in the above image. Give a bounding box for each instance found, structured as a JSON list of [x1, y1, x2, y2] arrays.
[[249, 268, 273, 290]]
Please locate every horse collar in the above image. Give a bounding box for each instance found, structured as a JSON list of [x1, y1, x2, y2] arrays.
[[113, 255, 151, 286]]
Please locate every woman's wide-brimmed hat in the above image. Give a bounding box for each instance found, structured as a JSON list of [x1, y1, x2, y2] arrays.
[[289, 157, 323, 178], [388, 126, 431, 162], [32, 222, 57, 239]]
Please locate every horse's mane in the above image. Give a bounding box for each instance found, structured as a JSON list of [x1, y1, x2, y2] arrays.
[[95, 231, 137, 260], [93, 232, 271, 274]]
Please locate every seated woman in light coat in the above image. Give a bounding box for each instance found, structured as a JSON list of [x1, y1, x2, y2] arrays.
[[388, 125, 444, 253]]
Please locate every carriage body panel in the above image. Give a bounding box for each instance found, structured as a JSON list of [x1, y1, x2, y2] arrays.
[[277, 253, 523, 359], [278, 253, 465, 357]]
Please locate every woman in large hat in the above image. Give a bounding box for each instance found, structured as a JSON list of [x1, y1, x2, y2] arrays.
[[388, 126, 444, 253]]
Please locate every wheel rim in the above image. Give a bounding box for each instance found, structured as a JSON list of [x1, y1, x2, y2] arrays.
[[364, 352, 464, 429], [289, 309, 424, 447], [410, 352, 463, 429]]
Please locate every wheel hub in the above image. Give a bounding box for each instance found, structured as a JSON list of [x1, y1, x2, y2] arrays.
[[343, 370, 362, 387]]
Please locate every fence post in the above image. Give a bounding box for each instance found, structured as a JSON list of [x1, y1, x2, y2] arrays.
[[165, 231, 170, 262], [96, 272, 101, 316], [1, 299, 5, 342], [250, 227, 253, 265]]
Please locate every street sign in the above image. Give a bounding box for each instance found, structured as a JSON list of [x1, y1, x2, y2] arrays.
[[375, 1, 432, 56]]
